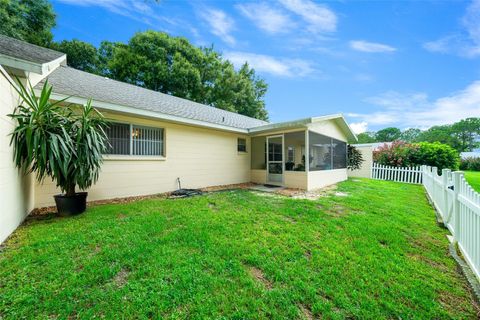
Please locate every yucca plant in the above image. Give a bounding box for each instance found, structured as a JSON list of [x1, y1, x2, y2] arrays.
[[8, 78, 108, 213]]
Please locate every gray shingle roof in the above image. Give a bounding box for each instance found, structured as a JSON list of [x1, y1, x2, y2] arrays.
[[0, 35, 65, 65], [37, 66, 268, 130]]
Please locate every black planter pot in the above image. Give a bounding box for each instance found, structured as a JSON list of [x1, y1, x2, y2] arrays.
[[54, 192, 88, 216]]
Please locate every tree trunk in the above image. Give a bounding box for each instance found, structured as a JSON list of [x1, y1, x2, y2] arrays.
[[66, 184, 76, 197]]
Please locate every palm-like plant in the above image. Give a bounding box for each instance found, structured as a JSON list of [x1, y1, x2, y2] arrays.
[[8, 78, 108, 200]]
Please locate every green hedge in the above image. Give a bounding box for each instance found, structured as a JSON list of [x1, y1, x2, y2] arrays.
[[374, 141, 459, 171], [460, 157, 480, 171]]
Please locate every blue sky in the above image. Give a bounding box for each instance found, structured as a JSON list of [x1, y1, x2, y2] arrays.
[[52, 0, 480, 133]]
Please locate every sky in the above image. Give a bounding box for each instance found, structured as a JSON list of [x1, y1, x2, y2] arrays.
[[51, 0, 480, 133]]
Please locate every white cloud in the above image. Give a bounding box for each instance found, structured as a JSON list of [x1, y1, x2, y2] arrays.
[[278, 0, 337, 33], [55, 0, 186, 32], [348, 81, 480, 128], [424, 0, 480, 58], [224, 51, 315, 77], [236, 3, 293, 34], [350, 122, 368, 134], [198, 8, 236, 45], [349, 40, 396, 53]]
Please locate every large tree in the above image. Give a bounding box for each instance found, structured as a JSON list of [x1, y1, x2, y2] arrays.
[[0, 0, 56, 46], [50, 39, 100, 73], [451, 118, 480, 152], [375, 127, 401, 142], [98, 31, 268, 120]]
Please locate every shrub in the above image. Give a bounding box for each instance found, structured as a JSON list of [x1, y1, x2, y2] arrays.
[[412, 142, 459, 171], [373, 141, 419, 167], [460, 157, 480, 171], [374, 141, 460, 171], [347, 145, 364, 170]]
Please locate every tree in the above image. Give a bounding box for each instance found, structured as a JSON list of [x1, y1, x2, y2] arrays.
[[99, 31, 268, 120], [0, 0, 56, 46], [451, 118, 480, 152], [416, 125, 461, 151], [356, 132, 376, 143], [400, 128, 421, 143], [375, 127, 401, 142], [50, 39, 100, 73]]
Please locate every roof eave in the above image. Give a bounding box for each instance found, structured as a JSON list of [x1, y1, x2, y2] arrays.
[[0, 53, 66, 75]]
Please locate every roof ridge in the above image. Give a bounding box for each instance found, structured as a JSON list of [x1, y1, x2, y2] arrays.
[[58, 65, 269, 125]]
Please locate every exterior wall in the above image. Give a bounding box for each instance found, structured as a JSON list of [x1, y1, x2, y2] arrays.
[[307, 169, 348, 191], [348, 145, 373, 178], [251, 169, 266, 184], [284, 171, 307, 189], [308, 120, 348, 142], [34, 112, 251, 207], [0, 67, 34, 243]]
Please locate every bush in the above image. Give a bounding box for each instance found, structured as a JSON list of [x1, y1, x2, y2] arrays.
[[460, 157, 480, 171], [374, 141, 460, 171], [411, 142, 460, 171], [347, 145, 364, 170], [373, 141, 419, 167]]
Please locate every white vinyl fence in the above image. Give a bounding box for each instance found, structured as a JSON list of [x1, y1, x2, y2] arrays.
[[371, 163, 423, 184], [372, 162, 480, 281], [423, 166, 480, 281]]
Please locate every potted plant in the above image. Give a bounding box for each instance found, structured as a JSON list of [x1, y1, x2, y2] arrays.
[[8, 79, 108, 216]]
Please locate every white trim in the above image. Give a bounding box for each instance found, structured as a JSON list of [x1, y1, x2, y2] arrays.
[[103, 155, 166, 161], [266, 134, 284, 186], [0, 54, 66, 75]]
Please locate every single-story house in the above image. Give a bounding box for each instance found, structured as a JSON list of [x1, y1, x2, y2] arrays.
[[0, 35, 356, 242]]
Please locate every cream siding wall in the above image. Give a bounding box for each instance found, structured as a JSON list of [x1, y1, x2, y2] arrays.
[[0, 68, 34, 243], [284, 171, 308, 189], [308, 169, 348, 190], [308, 121, 348, 142], [348, 145, 373, 178], [34, 112, 251, 207], [250, 169, 266, 184]]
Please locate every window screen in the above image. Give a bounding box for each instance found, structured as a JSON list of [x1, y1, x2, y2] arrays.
[[105, 123, 130, 155], [238, 138, 247, 152], [132, 125, 164, 156], [332, 139, 347, 169], [105, 123, 164, 156]]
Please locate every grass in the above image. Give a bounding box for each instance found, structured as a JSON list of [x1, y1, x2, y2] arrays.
[[464, 170, 480, 192], [0, 179, 478, 319]]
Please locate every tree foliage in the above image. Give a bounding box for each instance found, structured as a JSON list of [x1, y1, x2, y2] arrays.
[[0, 0, 56, 46], [50, 39, 100, 73], [8, 79, 108, 196], [96, 31, 268, 120], [375, 127, 401, 142]]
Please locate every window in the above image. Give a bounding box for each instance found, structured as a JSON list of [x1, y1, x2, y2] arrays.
[[332, 139, 347, 169], [287, 146, 295, 162], [308, 131, 347, 171], [238, 138, 247, 152], [105, 122, 164, 156]]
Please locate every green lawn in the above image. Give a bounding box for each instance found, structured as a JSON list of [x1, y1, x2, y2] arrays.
[[464, 170, 480, 192], [1, 179, 478, 319]]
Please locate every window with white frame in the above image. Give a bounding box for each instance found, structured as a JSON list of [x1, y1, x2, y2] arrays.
[[105, 123, 164, 156], [237, 138, 247, 152]]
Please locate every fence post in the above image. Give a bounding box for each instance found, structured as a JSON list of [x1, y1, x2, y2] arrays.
[[432, 167, 438, 200], [442, 169, 450, 219], [452, 171, 463, 243]]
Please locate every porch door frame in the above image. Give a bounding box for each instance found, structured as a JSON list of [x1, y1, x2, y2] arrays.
[[266, 134, 284, 186]]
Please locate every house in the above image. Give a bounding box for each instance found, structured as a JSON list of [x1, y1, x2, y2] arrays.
[[0, 35, 356, 242]]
